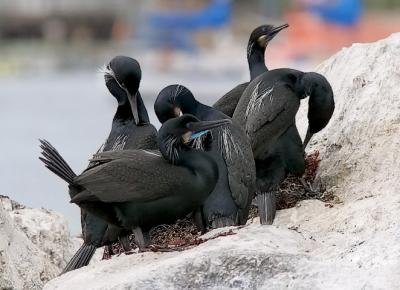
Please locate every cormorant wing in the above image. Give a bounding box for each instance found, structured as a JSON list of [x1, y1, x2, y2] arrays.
[[90, 149, 162, 162], [273, 124, 305, 176], [216, 124, 256, 222], [72, 150, 192, 203], [213, 82, 249, 117], [243, 80, 300, 157], [128, 124, 158, 150]]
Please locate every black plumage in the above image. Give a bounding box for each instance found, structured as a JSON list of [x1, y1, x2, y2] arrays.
[[40, 115, 230, 251], [213, 24, 289, 117], [61, 56, 157, 274], [234, 69, 303, 157], [302, 72, 335, 148], [233, 68, 333, 224], [154, 85, 256, 229]]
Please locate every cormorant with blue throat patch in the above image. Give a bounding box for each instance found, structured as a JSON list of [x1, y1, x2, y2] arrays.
[[155, 85, 256, 230], [39, 115, 230, 252]]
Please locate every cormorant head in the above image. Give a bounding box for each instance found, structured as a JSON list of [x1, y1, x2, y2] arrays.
[[302, 72, 335, 133], [158, 114, 231, 164], [248, 24, 289, 52], [155, 85, 198, 124], [103, 56, 142, 125]]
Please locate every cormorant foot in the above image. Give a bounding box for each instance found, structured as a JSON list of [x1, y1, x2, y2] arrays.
[[193, 208, 207, 234], [256, 191, 277, 225], [123, 250, 136, 255], [299, 178, 319, 196], [211, 216, 236, 229], [138, 247, 152, 253], [118, 235, 131, 253], [116, 249, 136, 256], [132, 227, 149, 251], [102, 245, 113, 260]]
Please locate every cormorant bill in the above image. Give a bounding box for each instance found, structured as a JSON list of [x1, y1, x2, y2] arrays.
[[301, 72, 335, 148], [155, 85, 256, 230], [213, 24, 289, 117], [100, 56, 158, 150], [39, 115, 230, 251], [233, 68, 315, 224], [62, 56, 158, 274]]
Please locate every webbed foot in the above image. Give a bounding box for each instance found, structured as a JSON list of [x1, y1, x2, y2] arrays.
[[299, 178, 321, 197], [132, 227, 150, 251], [119, 235, 132, 253], [102, 244, 113, 260]]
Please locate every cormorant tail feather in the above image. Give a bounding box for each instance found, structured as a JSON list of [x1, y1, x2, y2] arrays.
[[257, 191, 276, 225], [60, 243, 97, 275], [39, 139, 76, 185]]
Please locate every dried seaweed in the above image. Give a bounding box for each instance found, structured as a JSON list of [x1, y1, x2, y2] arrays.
[[249, 150, 335, 219], [105, 219, 237, 257], [150, 218, 200, 248], [106, 151, 332, 257]]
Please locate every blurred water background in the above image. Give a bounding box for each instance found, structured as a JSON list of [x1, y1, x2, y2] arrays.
[[1, 0, 399, 234]]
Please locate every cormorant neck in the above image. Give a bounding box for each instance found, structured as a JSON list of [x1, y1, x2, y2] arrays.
[[136, 92, 151, 124], [248, 44, 267, 80], [114, 100, 132, 121], [106, 78, 128, 105], [179, 150, 218, 188], [114, 92, 150, 124], [180, 98, 200, 116], [159, 135, 216, 181]]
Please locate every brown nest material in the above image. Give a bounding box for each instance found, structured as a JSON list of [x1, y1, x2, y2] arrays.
[[304, 150, 322, 184], [249, 150, 332, 219], [277, 150, 327, 209], [105, 218, 237, 257], [150, 218, 201, 248], [248, 204, 260, 220], [149, 228, 236, 252], [106, 151, 330, 257]]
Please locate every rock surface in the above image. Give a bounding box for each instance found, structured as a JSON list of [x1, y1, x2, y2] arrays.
[[42, 33, 400, 289], [0, 196, 80, 290]]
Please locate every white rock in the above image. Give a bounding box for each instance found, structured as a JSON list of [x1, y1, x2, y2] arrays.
[[11, 207, 78, 268], [0, 196, 79, 289], [45, 33, 400, 290]]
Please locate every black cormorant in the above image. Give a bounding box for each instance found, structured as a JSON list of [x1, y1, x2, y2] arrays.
[[154, 85, 255, 230], [233, 68, 333, 224], [39, 115, 230, 251], [213, 24, 289, 117], [61, 56, 157, 274]]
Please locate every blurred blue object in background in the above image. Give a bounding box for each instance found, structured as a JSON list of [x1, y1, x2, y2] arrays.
[[149, 0, 231, 29], [146, 0, 232, 51], [308, 0, 362, 26]]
